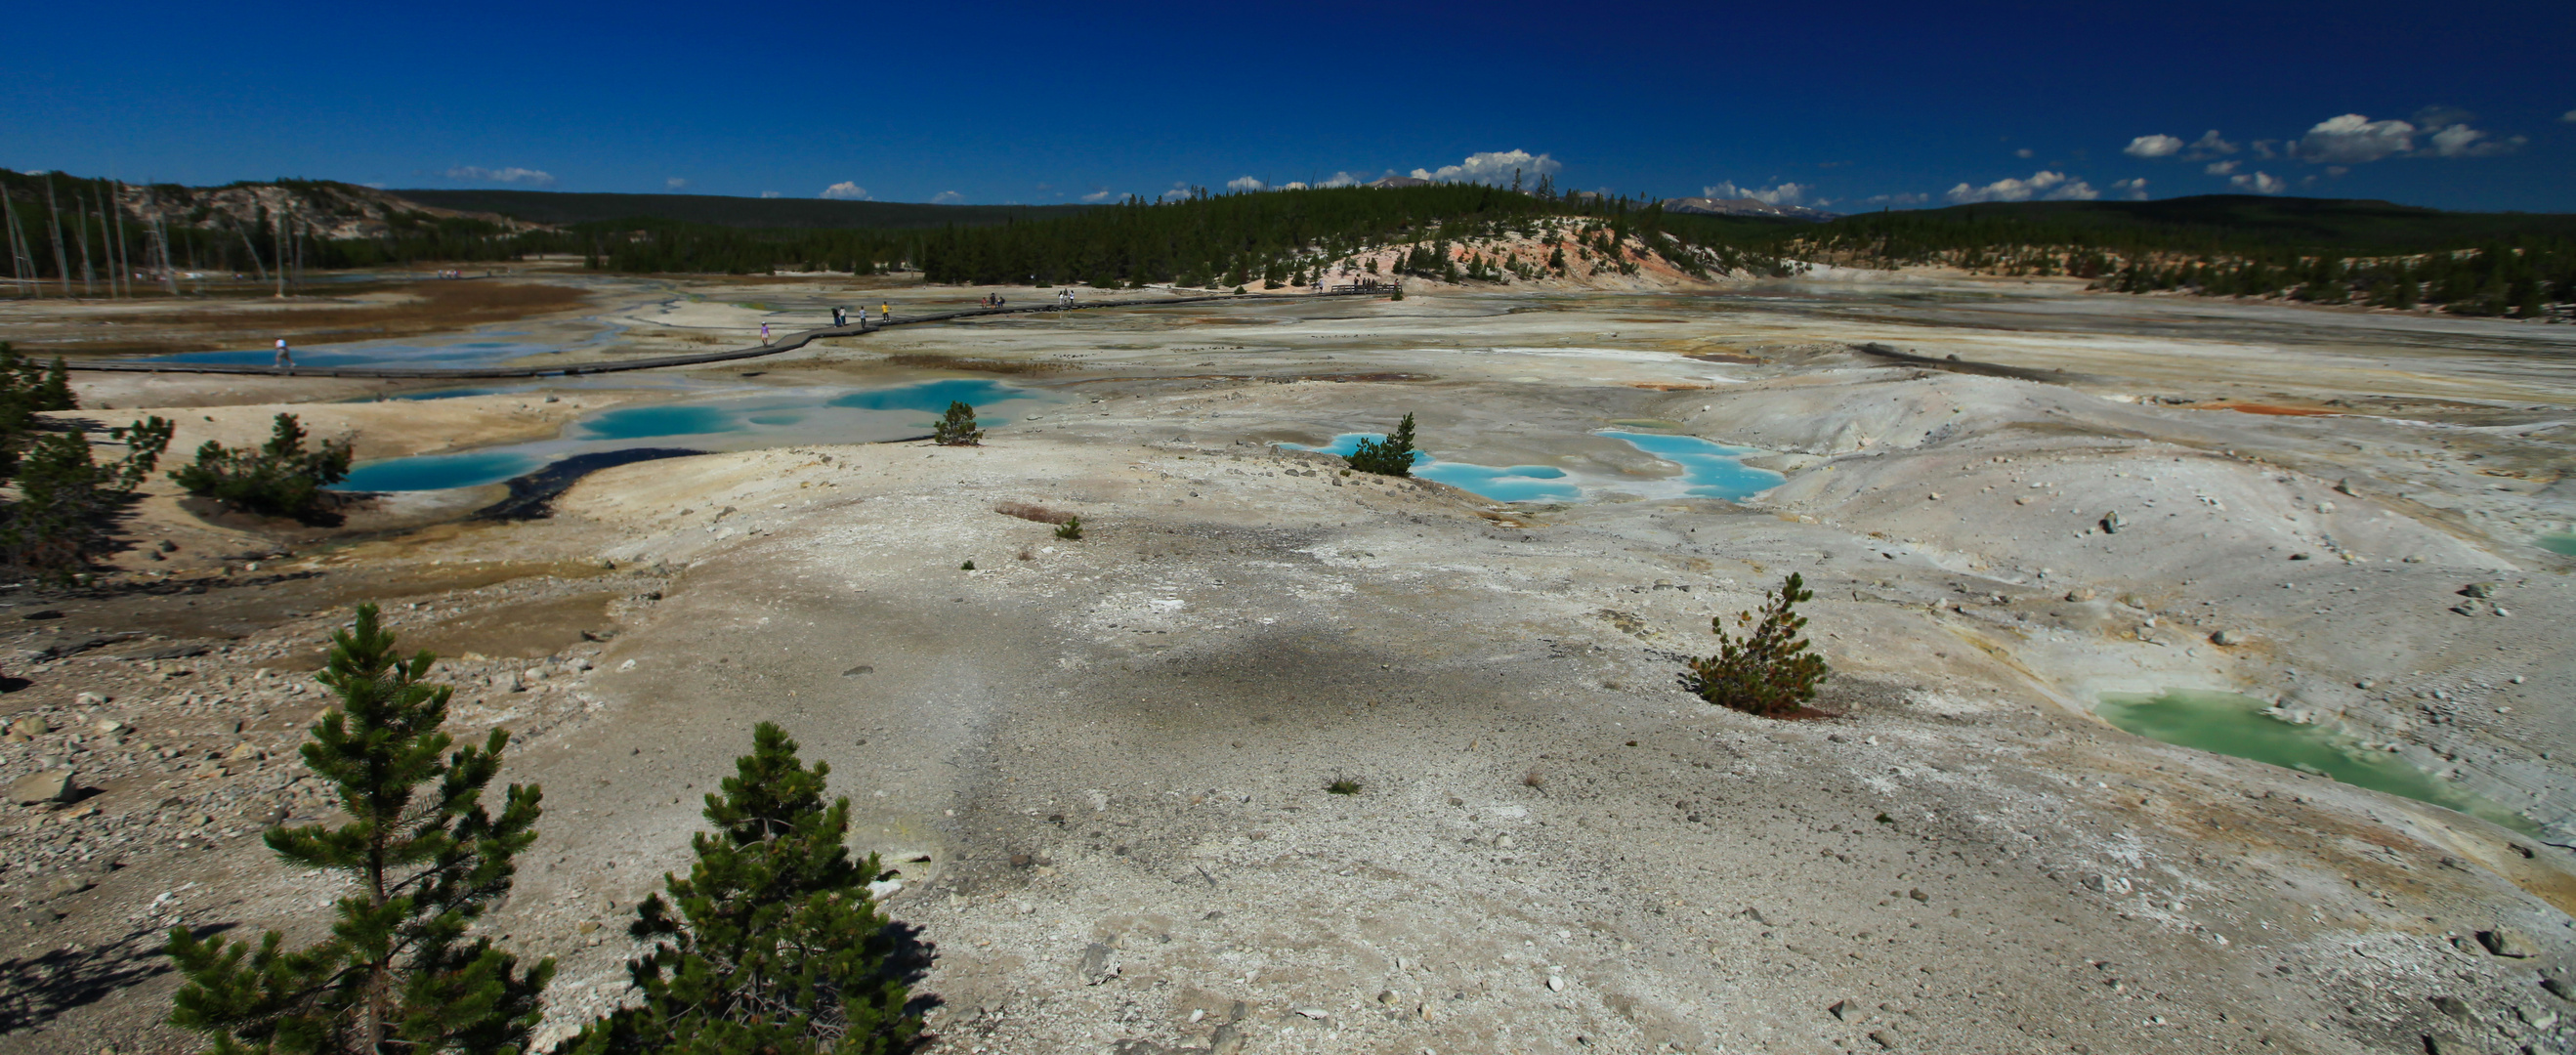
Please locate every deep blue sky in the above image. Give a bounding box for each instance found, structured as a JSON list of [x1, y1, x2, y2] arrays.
[[8, 0, 2572, 212]]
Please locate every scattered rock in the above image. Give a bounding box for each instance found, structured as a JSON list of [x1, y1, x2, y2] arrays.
[[1079, 942, 1117, 985], [2098, 511, 2123, 534], [2209, 629, 2240, 646], [1907, 888, 1929, 903], [1868, 1029, 1897, 1049], [2424, 1034, 2462, 1055], [2542, 978, 2572, 1001], [842, 665, 874, 677], [1546, 973, 1566, 992], [43, 873, 93, 900], [1293, 1007, 1330, 1020], [2082, 874, 2132, 895], [1209, 1024, 1245, 1055], [2429, 994, 2470, 1019], [2477, 928, 2538, 958], [2461, 582, 2497, 599], [1829, 998, 1851, 1021], [8, 769, 75, 805]]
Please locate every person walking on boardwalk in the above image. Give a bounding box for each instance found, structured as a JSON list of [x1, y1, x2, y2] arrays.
[[760, 322, 772, 344], [833, 306, 846, 327], [274, 338, 293, 371], [880, 302, 890, 320]]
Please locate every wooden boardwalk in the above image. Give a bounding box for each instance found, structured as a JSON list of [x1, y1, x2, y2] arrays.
[[62, 288, 1389, 380]]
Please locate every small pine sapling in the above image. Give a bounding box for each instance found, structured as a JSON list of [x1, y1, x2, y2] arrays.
[[168, 411, 354, 520], [1054, 516, 1082, 540], [932, 401, 983, 446], [1344, 413, 1419, 478], [567, 723, 920, 1054], [1680, 572, 1830, 716], [165, 604, 552, 1052]]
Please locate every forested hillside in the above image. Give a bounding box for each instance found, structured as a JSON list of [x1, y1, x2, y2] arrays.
[[390, 189, 1088, 231]]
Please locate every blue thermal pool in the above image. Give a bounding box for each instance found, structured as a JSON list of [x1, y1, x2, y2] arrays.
[[2096, 689, 2537, 833], [1594, 431, 1784, 499], [1287, 434, 1583, 503], [2540, 532, 2576, 556], [333, 379, 1050, 492]]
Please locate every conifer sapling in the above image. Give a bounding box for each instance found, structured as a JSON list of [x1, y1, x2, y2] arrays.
[[568, 723, 919, 1054], [1344, 413, 1419, 478], [931, 401, 982, 446], [1680, 572, 1830, 716], [165, 603, 551, 1053]]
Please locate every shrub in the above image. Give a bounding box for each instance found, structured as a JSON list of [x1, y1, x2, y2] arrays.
[[168, 411, 354, 520], [1054, 517, 1082, 540], [1326, 775, 1361, 795], [0, 343, 172, 577], [166, 604, 553, 1052], [1344, 413, 1419, 477], [1680, 572, 1830, 716], [567, 723, 920, 1055], [932, 401, 982, 446]]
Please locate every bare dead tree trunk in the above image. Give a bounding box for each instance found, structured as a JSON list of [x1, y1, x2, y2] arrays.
[[72, 185, 97, 297], [232, 213, 268, 284], [3, 190, 30, 298], [274, 205, 287, 299], [149, 188, 180, 295], [110, 181, 134, 298], [43, 177, 72, 297]]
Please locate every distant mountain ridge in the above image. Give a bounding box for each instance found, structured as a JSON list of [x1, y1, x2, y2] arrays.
[[1660, 195, 1840, 221], [388, 189, 1091, 231]]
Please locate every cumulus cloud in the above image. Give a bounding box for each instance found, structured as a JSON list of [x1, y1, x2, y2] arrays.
[[1860, 191, 1930, 207], [444, 165, 555, 187], [2229, 171, 2286, 194], [2015, 148, 2035, 159], [1157, 184, 1195, 203], [930, 190, 964, 204], [2123, 135, 2184, 158], [2290, 114, 2418, 163], [1407, 148, 1561, 185], [2204, 160, 2239, 176], [2412, 105, 2477, 128], [1079, 188, 1118, 203], [1945, 171, 2097, 203], [2186, 130, 2237, 157], [1703, 181, 1819, 207], [665, 177, 690, 190], [1314, 171, 1372, 189], [2110, 178, 2149, 200], [821, 182, 870, 200], [1225, 176, 1266, 191], [2424, 123, 2524, 157]]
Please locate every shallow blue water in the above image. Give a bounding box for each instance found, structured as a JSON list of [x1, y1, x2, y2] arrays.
[[2098, 689, 2538, 834], [2541, 532, 2576, 556], [1596, 431, 1784, 499], [1288, 434, 1584, 502], [828, 378, 1024, 412], [333, 379, 1051, 491], [580, 404, 742, 440], [339, 450, 544, 492]]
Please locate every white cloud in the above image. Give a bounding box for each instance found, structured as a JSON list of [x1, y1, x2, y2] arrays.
[[1945, 170, 2095, 203], [2229, 171, 2286, 194], [760, 190, 781, 198], [2564, 109, 2576, 123], [2424, 123, 2524, 157], [1079, 188, 1117, 203], [2290, 114, 2417, 163], [444, 165, 555, 187], [1703, 181, 1817, 207], [2110, 178, 2149, 201], [930, 190, 964, 204], [2015, 148, 2034, 159], [2123, 135, 2183, 158], [1861, 191, 1930, 207], [665, 177, 690, 190], [1157, 184, 1195, 203], [2186, 130, 2237, 157], [1407, 148, 1561, 185], [1225, 176, 1266, 191], [821, 182, 871, 200], [1314, 171, 1371, 189], [2204, 160, 2240, 176]]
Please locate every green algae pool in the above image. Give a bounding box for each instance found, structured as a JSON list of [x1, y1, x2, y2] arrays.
[[2541, 532, 2576, 556], [2095, 689, 2538, 834]]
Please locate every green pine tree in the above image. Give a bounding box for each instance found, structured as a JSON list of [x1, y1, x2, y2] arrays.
[[1344, 413, 1419, 477], [568, 723, 920, 1054], [1680, 573, 1830, 716], [169, 411, 355, 520], [165, 604, 552, 1053], [931, 401, 982, 446]]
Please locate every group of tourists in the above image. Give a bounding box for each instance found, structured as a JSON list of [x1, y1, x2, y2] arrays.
[[982, 292, 1008, 309]]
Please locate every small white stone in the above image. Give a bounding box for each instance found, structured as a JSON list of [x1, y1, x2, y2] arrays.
[[1546, 974, 1566, 992]]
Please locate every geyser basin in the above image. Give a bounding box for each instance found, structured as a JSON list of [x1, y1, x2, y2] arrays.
[[2095, 689, 2536, 833], [335, 378, 1048, 492]]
